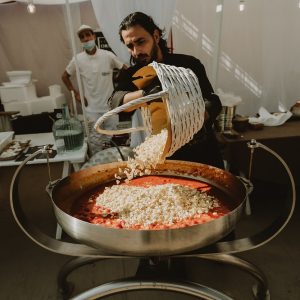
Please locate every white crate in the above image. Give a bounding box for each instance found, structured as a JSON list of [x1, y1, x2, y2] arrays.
[[6, 70, 32, 84], [3, 101, 32, 116], [0, 83, 37, 103], [3, 94, 66, 116], [0, 131, 14, 153], [31, 94, 66, 114]]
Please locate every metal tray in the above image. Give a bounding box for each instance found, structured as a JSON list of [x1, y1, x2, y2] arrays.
[[0, 139, 30, 161]]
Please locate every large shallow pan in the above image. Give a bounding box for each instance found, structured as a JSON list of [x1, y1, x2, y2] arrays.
[[10, 141, 295, 258], [48, 160, 247, 256]]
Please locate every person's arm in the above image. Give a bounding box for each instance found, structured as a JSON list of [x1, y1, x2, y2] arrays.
[[62, 71, 78, 99], [192, 58, 222, 127], [109, 90, 144, 112], [61, 70, 88, 106], [109, 67, 161, 112], [108, 66, 142, 112]]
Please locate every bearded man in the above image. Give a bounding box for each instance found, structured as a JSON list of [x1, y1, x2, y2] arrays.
[[109, 12, 224, 169]]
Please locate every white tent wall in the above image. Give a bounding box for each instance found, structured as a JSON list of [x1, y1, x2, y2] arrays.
[[216, 0, 264, 116], [0, 0, 300, 116], [90, 0, 177, 64], [260, 0, 300, 114], [0, 2, 98, 100], [173, 0, 300, 116], [172, 0, 216, 87]]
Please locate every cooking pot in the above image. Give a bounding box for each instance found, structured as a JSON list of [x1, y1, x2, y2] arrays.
[[10, 141, 295, 258], [48, 160, 247, 256]]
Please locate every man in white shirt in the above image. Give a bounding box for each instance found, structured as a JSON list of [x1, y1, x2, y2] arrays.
[[62, 24, 126, 153]]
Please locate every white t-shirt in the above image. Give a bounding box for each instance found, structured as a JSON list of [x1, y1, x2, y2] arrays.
[[66, 48, 123, 115]]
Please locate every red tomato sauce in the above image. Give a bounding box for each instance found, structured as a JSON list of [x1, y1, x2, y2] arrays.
[[71, 175, 232, 230]]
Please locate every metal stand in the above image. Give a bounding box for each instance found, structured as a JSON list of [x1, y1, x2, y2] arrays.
[[72, 278, 233, 300], [57, 254, 269, 300], [57, 257, 106, 298], [9, 140, 295, 300], [195, 254, 270, 300]]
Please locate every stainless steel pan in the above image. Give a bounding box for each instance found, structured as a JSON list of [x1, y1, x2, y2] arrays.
[[48, 160, 247, 256], [10, 141, 295, 258]]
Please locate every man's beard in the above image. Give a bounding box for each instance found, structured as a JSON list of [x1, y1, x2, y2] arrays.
[[132, 42, 159, 66]]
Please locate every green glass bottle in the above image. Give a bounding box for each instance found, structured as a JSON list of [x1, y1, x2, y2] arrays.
[[52, 104, 84, 154]]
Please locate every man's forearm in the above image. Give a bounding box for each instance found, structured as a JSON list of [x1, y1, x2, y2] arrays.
[[123, 90, 143, 104], [62, 71, 76, 92], [109, 90, 143, 111], [123, 90, 144, 112]]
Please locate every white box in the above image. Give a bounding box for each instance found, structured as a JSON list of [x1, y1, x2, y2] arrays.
[[49, 84, 62, 97], [0, 83, 37, 103], [6, 70, 32, 84], [3, 94, 66, 116], [30, 94, 66, 114], [0, 131, 14, 153], [3, 101, 32, 116]]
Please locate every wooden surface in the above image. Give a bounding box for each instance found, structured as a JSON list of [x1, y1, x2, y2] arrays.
[[219, 120, 300, 183], [219, 119, 300, 143]]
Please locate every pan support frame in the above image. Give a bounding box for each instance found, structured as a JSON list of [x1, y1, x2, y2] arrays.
[[57, 254, 270, 300], [9, 141, 293, 300]]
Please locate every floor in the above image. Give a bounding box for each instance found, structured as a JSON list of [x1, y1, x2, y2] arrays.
[[0, 162, 299, 300]]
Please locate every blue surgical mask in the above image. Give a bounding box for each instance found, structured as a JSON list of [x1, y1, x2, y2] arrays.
[[82, 40, 96, 51]]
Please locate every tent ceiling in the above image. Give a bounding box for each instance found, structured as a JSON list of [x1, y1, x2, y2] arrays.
[[15, 0, 87, 4]]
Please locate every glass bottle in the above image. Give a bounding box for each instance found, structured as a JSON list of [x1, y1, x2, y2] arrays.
[[52, 104, 84, 154]]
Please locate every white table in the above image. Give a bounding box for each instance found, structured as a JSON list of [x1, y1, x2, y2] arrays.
[[0, 132, 88, 239], [0, 132, 88, 177]]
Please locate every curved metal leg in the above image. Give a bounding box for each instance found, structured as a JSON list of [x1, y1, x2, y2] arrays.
[[71, 278, 234, 300], [57, 257, 106, 299], [57, 255, 269, 299], [196, 254, 270, 300]]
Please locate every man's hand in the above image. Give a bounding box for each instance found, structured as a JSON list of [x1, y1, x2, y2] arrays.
[[132, 65, 157, 89], [143, 84, 162, 96], [73, 90, 88, 106], [73, 90, 80, 101], [204, 110, 209, 121]]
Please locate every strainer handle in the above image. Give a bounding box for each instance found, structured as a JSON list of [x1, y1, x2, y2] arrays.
[[94, 90, 168, 135]]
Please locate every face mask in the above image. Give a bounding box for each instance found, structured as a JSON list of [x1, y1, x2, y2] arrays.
[[82, 40, 96, 51]]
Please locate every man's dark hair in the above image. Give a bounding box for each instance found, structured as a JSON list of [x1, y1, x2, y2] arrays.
[[119, 11, 170, 56]]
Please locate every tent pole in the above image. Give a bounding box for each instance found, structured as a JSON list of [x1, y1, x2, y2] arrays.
[[211, 0, 224, 90], [65, 0, 89, 138]]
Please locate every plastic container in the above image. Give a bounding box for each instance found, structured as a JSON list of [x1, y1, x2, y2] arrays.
[[30, 95, 66, 114], [0, 131, 14, 153], [49, 84, 62, 96], [6, 71, 32, 84], [0, 83, 37, 103], [3, 101, 32, 116], [52, 104, 84, 154]]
